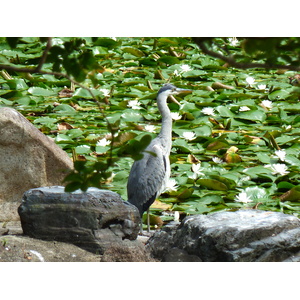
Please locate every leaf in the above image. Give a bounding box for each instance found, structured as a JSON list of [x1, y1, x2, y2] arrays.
[[124, 134, 152, 161], [95, 145, 110, 154], [53, 104, 76, 114], [33, 116, 57, 125], [6, 79, 28, 90], [236, 110, 266, 122], [6, 37, 20, 48], [277, 181, 295, 191], [55, 134, 73, 142], [285, 155, 300, 166], [243, 166, 272, 177], [158, 56, 181, 65], [205, 139, 229, 150], [64, 181, 83, 193], [199, 194, 224, 205], [28, 87, 56, 96], [182, 70, 207, 78], [210, 175, 236, 189], [224, 152, 242, 163], [268, 89, 289, 100], [256, 152, 271, 164], [280, 186, 300, 202], [177, 188, 194, 200], [197, 179, 228, 191], [121, 111, 143, 122], [113, 171, 128, 185], [122, 47, 145, 57], [196, 204, 214, 214], [57, 122, 74, 131], [151, 200, 172, 210], [193, 125, 212, 137], [172, 139, 191, 153], [75, 145, 91, 154]]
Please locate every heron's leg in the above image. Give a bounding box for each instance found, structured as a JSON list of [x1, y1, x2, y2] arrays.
[[140, 219, 143, 233], [147, 209, 150, 232]]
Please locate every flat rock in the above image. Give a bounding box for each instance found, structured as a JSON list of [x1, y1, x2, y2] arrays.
[[0, 234, 155, 262], [18, 186, 141, 254], [0, 235, 101, 262], [0, 107, 73, 222], [147, 210, 300, 262]]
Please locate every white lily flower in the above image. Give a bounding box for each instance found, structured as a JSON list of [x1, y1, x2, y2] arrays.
[[180, 64, 192, 73], [228, 37, 239, 47], [99, 88, 110, 97], [183, 131, 196, 141], [235, 191, 253, 203], [246, 76, 255, 86], [173, 69, 180, 76], [245, 186, 267, 199], [144, 124, 156, 133], [201, 107, 215, 116], [265, 164, 289, 176], [261, 100, 273, 109], [283, 125, 292, 130], [239, 106, 251, 112], [192, 163, 205, 175], [170, 112, 182, 120], [274, 149, 286, 162], [190, 163, 205, 180], [96, 138, 111, 147], [127, 100, 142, 109], [164, 178, 179, 192], [257, 84, 267, 90], [212, 157, 224, 164]]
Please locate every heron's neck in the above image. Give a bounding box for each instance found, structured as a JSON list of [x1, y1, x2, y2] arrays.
[[157, 97, 172, 152]]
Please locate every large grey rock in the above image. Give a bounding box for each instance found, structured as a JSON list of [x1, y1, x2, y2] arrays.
[[147, 210, 300, 262], [18, 186, 140, 254], [0, 107, 73, 222]]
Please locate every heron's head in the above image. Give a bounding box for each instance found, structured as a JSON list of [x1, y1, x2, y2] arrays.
[[157, 84, 192, 105], [157, 83, 192, 105], [158, 83, 192, 97]]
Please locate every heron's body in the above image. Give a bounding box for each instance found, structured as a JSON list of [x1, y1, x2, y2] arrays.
[[127, 84, 191, 226], [127, 129, 172, 216]]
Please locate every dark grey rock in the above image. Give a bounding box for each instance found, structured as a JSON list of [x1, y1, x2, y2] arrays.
[[145, 221, 180, 259], [147, 210, 300, 262], [18, 186, 140, 254], [164, 248, 202, 262]]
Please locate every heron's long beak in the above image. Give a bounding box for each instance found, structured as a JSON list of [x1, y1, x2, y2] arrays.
[[170, 88, 192, 105], [176, 88, 193, 94]]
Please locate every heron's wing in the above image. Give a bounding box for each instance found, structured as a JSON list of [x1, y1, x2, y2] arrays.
[[127, 143, 168, 215]]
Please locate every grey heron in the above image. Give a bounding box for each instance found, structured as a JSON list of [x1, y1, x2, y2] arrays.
[[127, 83, 192, 232]]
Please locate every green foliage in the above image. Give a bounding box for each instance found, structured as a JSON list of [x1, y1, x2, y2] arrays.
[[197, 37, 300, 68], [1, 37, 300, 223]]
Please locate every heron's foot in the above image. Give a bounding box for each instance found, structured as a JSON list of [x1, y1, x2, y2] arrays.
[[138, 230, 155, 237]]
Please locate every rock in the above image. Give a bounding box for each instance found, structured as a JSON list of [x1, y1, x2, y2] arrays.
[[0, 234, 155, 262], [0, 235, 101, 262], [18, 186, 141, 254], [145, 221, 180, 259], [100, 239, 156, 262], [0, 221, 23, 236], [0, 107, 73, 223], [164, 248, 202, 262], [147, 210, 300, 262]]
